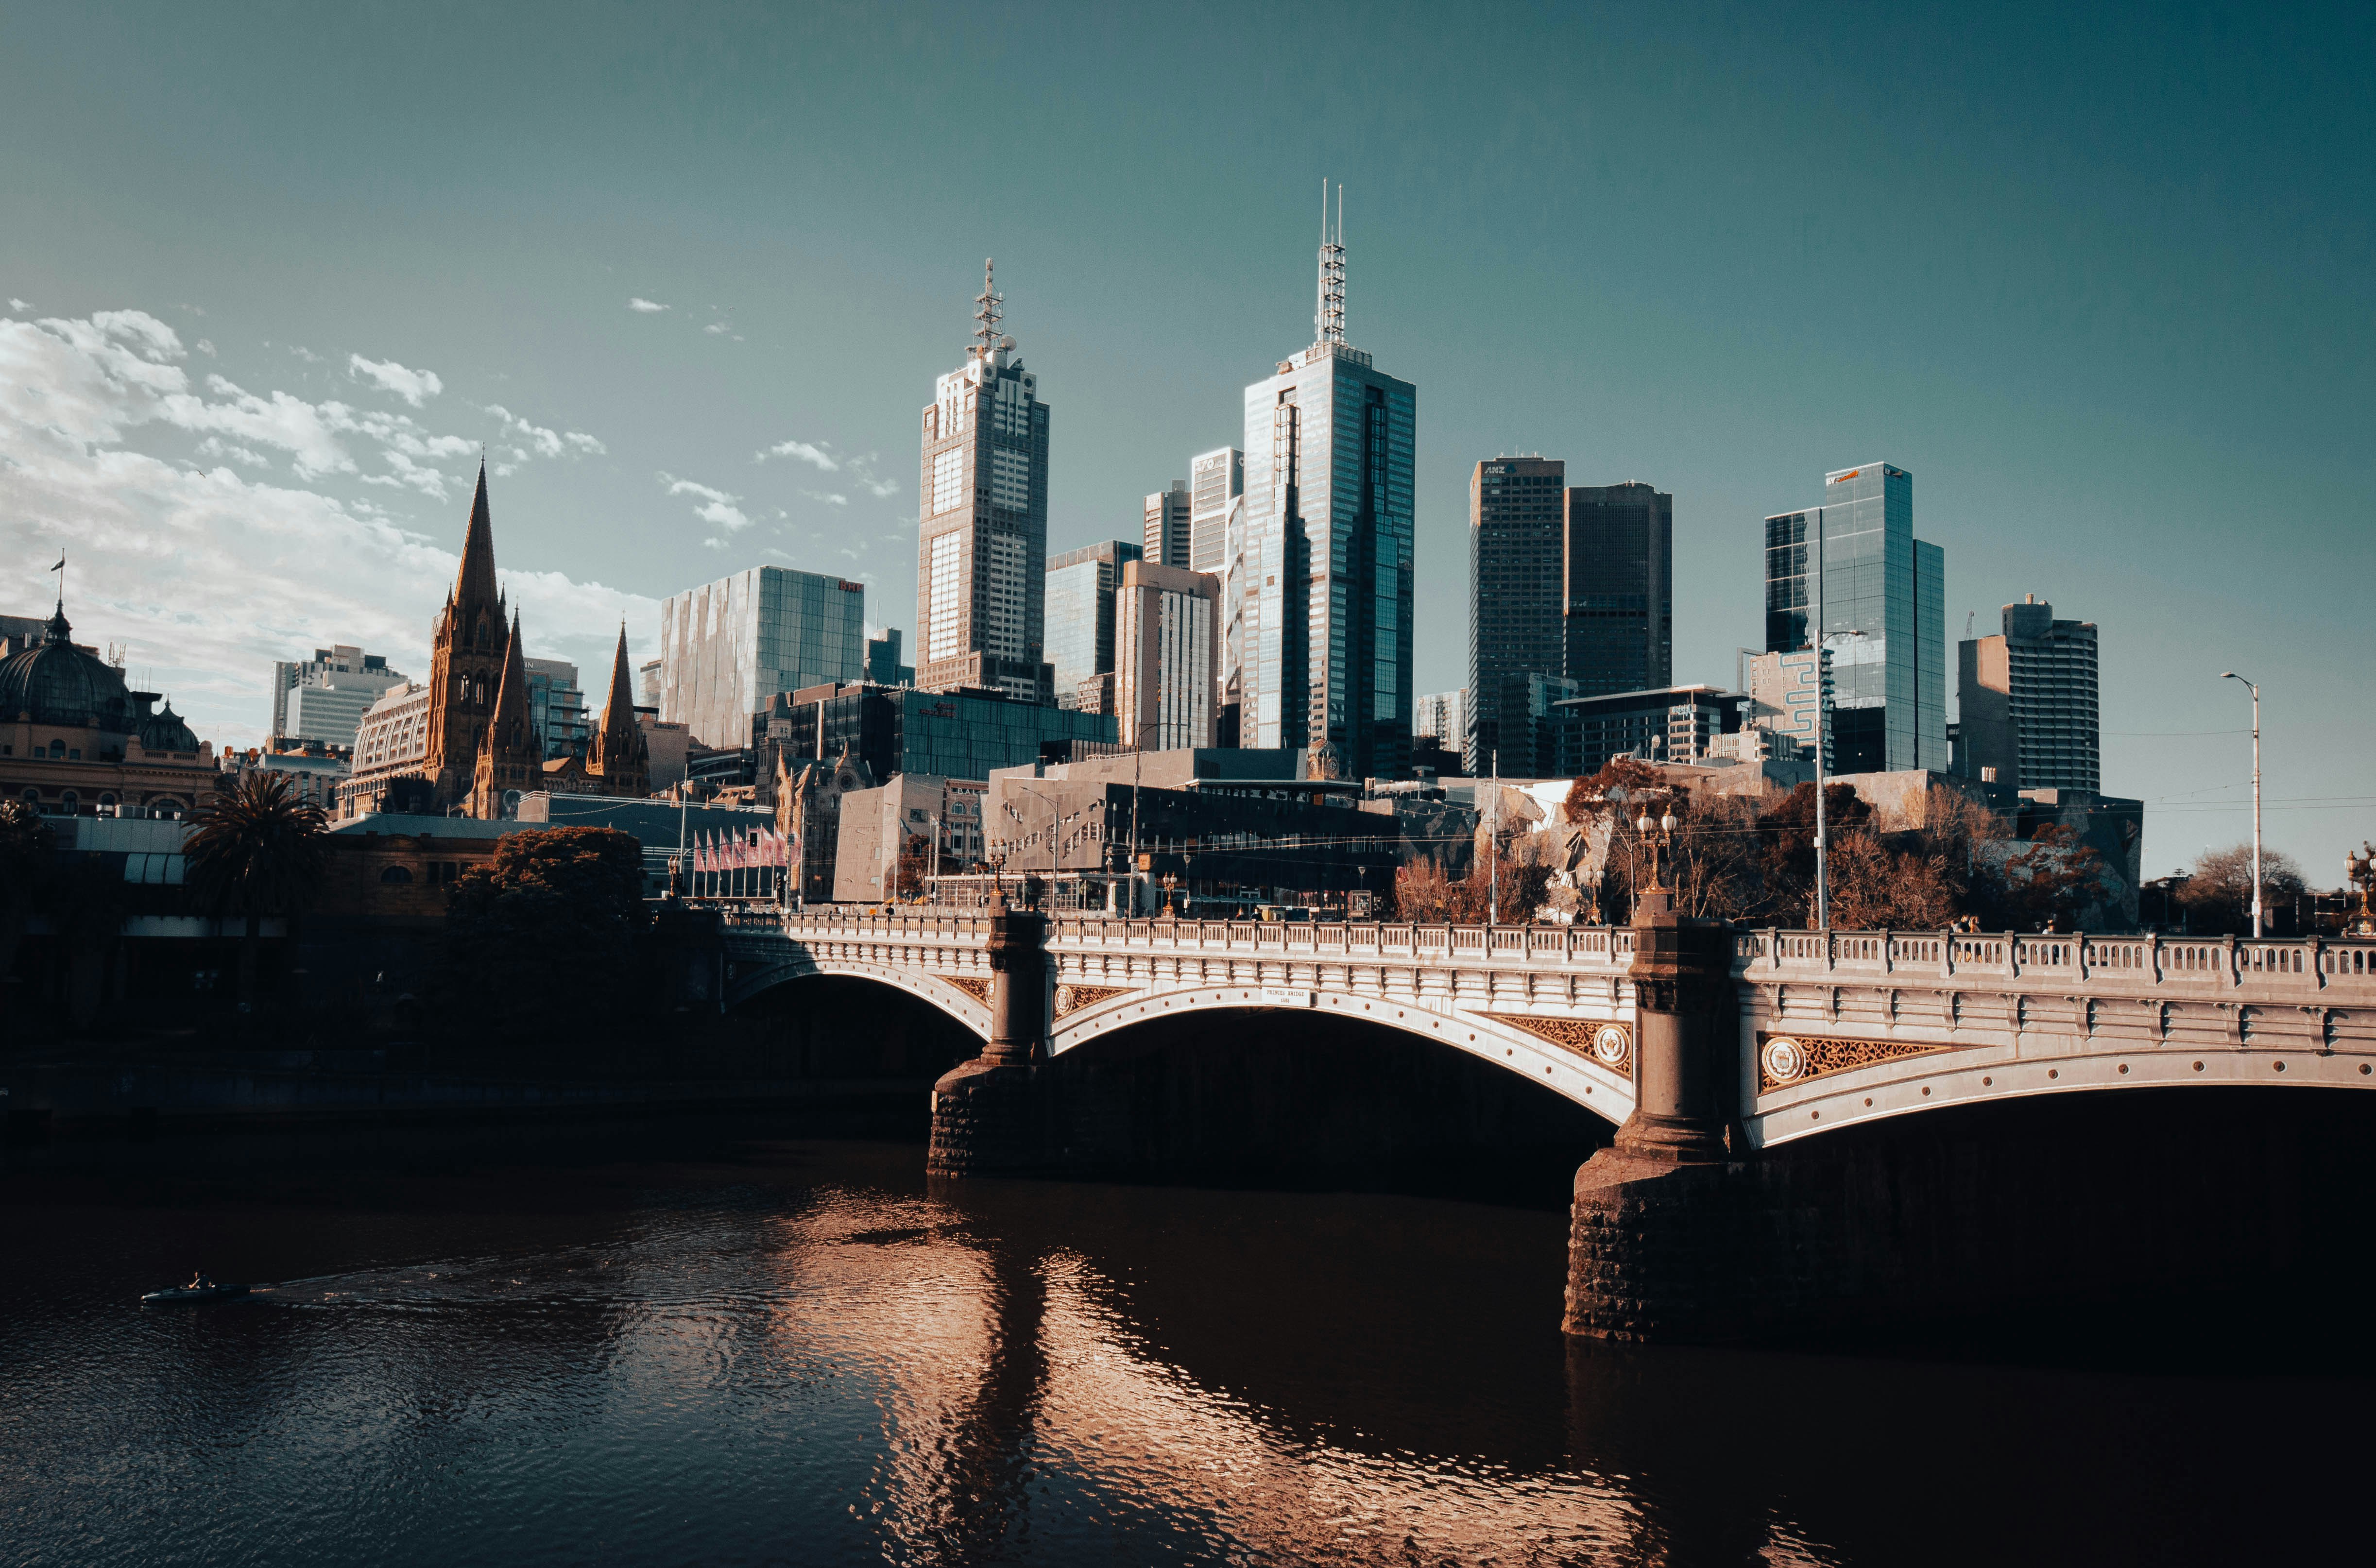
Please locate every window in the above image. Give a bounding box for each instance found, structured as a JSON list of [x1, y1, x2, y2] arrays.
[[380, 865, 414, 884]]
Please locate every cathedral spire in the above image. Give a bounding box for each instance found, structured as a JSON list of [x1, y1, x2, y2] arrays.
[[598, 621, 636, 742], [490, 609, 529, 730], [451, 461, 500, 612]]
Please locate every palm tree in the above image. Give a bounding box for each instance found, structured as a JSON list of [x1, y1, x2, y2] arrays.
[[185, 772, 328, 1012]]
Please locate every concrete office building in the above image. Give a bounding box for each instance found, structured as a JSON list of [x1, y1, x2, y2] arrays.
[[1959, 594, 2100, 791], [1745, 649, 1822, 749], [1467, 455, 1565, 775], [1239, 185, 1416, 779], [272, 645, 407, 746], [638, 658, 662, 709], [1045, 540, 1141, 710], [916, 261, 1052, 702], [1563, 481, 1673, 698], [1762, 462, 1947, 775], [1115, 560, 1221, 752], [657, 566, 867, 749], [1414, 689, 1468, 754], [1143, 479, 1192, 568], [1189, 446, 1243, 574]]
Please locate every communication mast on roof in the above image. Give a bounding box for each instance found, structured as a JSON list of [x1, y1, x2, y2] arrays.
[[1315, 179, 1346, 346], [972, 258, 1004, 357]]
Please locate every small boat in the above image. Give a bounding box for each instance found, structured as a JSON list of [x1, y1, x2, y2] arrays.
[[140, 1280, 252, 1306]]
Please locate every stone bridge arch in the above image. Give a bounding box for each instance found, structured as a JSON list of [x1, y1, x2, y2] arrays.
[[1044, 981, 1639, 1126], [723, 949, 992, 1040]]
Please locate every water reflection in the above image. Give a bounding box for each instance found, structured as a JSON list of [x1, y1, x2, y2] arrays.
[[1, 1130, 2361, 1566]]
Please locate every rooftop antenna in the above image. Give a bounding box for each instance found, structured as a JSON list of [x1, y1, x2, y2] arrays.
[[1964, 610, 1975, 639], [1315, 179, 1346, 346], [972, 258, 1003, 357]]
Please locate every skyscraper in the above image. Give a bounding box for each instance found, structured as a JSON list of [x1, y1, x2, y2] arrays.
[[1188, 446, 1243, 574], [1114, 560, 1221, 750], [1958, 594, 2100, 790], [271, 645, 405, 743], [1044, 540, 1141, 709], [1466, 455, 1565, 773], [1239, 183, 1416, 779], [657, 566, 868, 748], [1143, 480, 1192, 567], [1761, 462, 1947, 775], [1562, 481, 1672, 698], [916, 260, 1052, 702]]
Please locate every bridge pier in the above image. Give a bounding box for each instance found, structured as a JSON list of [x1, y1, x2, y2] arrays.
[[1562, 904, 1756, 1340], [927, 892, 1086, 1177]]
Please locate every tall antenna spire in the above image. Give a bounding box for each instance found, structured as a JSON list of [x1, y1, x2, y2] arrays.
[[972, 257, 1004, 357], [1315, 178, 1346, 347]]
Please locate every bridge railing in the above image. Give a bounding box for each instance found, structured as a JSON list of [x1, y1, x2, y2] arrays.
[[1742, 928, 2376, 997], [1038, 917, 1638, 967]]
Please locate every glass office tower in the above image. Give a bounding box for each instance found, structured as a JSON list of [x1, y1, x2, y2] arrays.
[[1044, 540, 1141, 708], [1466, 455, 1565, 775], [1761, 461, 1947, 775], [1239, 195, 1416, 778], [659, 566, 867, 748], [1562, 480, 1673, 699]]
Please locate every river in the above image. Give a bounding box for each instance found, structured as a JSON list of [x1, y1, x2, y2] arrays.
[[2, 1121, 2362, 1566]]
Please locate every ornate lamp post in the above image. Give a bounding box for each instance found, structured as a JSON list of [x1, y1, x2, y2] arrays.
[[1633, 803, 1678, 912]]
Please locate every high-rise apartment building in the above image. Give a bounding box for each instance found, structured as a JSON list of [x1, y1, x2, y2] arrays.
[[1114, 560, 1221, 751], [657, 566, 868, 748], [1466, 455, 1565, 774], [1044, 540, 1142, 709], [916, 261, 1052, 702], [1958, 594, 2100, 790], [1143, 480, 1192, 568], [271, 645, 407, 745], [1189, 447, 1243, 574], [1239, 185, 1416, 779], [1761, 462, 1947, 775], [1563, 482, 1672, 699]]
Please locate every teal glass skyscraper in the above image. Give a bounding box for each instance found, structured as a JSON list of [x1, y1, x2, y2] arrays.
[[1239, 184, 1416, 778], [1761, 462, 1947, 775]]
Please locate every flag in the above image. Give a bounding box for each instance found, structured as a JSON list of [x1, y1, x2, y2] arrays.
[[51, 553, 64, 573]]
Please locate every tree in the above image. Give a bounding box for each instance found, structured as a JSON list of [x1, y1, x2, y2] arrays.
[[0, 798, 57, 986], [444, 826, 650, 1038], [893, 832, 933, 900], [1828, 829, 1961, 930], [2174, 843, 2307, 935], [184, 771, 328, 1011], [1985, 824, 2113, 931]]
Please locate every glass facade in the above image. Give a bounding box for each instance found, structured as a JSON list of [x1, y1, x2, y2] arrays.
[[1562, 482, 1672, 700], [784, 685, 1118, 784], [659, 567, 867, 749], [1241, 344, 1416, 778], [524, 658, 587, 760], [916, 338, 1050, 702], [1044, 540, 1140, 707], [1467, 457, 1565, 775], [1760, 463, 1946, 775]]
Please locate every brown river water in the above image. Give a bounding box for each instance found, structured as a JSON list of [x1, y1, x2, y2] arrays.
[[1, 1121, 2362, 1566]]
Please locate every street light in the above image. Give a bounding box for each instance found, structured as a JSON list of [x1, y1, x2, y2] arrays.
[[2220, 671, 2262, 938]]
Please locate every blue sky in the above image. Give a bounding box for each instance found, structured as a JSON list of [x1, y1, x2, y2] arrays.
[[1, 2, 2368, 880]]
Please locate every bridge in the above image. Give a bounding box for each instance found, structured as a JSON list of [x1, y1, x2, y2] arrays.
[[709, 900, 2376, 1342]]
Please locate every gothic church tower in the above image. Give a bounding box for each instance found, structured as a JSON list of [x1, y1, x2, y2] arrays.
[[468, 611, 541, 817], [427, 463, 513, 810], [586, 623, 650, 798]]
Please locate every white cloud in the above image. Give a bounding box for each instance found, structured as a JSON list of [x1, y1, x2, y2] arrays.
[[8, 299, 29, 311], [0, 307, 657, 750], [194, 437, 270, 468], [661, 473, 752, 532], [628, 298, 669, 313], [703, 322, 728, 336], [348, 354, 444, 407], [802, 489, 850, 507], [703, 537, 728, 550], [195, 339, 217, 357], [289, 345, 324, 364], [759, 438, 838, 471]]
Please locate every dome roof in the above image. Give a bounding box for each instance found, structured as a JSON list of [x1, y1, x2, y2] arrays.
[[138, 697, 199, 753], [0, 604, 138, 731]]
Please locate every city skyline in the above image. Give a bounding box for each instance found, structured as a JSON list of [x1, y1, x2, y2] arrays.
[[0, 3, 2369, 874]]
